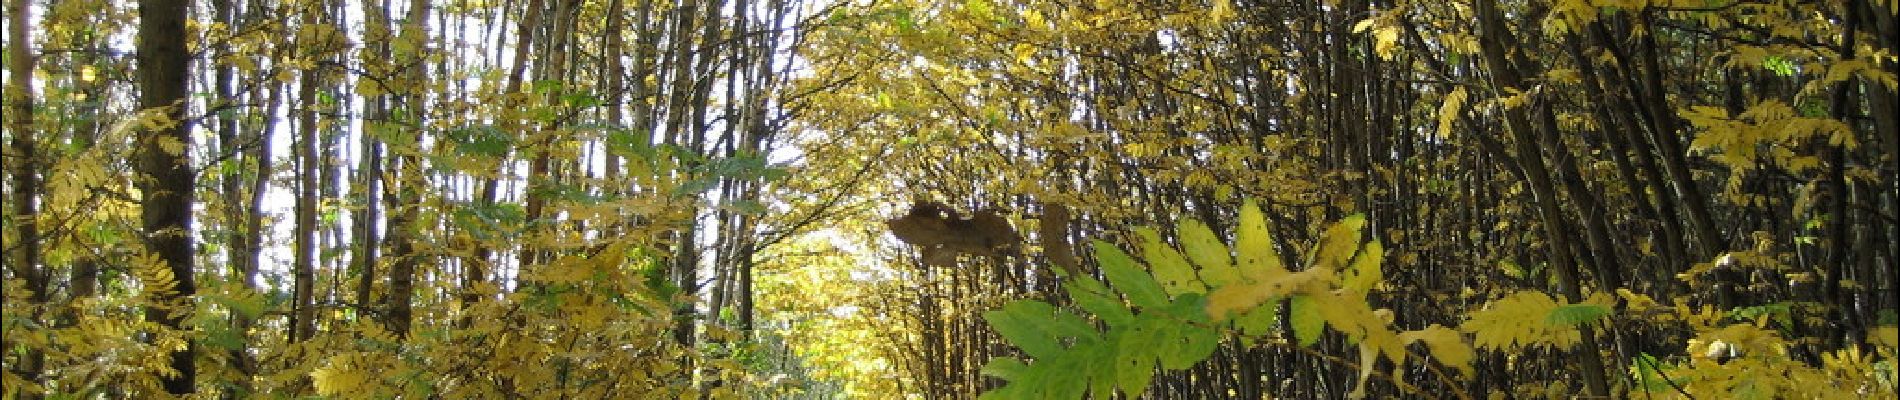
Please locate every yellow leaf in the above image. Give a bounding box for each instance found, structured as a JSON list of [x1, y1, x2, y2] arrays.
[[1011, 43, 1036, 64], [1312, 214, 1366, 271], [1352, 339, 1379, 398], [1234, 199, 1287, 282], [359, 78, 385, 97], [1138, 227, 1204, 296], [1340, 240, 1383, 295], [1373, 27, 1401, 60], [1616, 288, 1660, 312], [156, 136, 187, 156], [1310, 290, 1382, 344], [1351, 18, 1376, 34], [1205, 280, 1267, 320], [1205, 267, 1327, 320], [1436, 87, 1467, 138], [1401, 325, 1475, 376], [1460, 291, 1579, 350], [1178, 218, 1236, 287], [1871, 326, 1897, 350], [311, 363, 370, 396], [1209, 0, 1234, 22]]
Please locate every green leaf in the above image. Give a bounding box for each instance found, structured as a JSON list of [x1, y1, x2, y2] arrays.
[[1763, 55, 1796, 77], [1114, 319, 1160, 396], [606, 128, 654, 160], [1291, 295, 1324, 346], [1158, 324, 1220, 370], [1044, 306, 1103, 346], [1042, 353, 1089, 400], [1082, 341, 1118, 398], [1235, 300, 1279, 337], [560, 91, 601, 108], [1095, 240, 1168, 310], [1630, 353, 1683, 392], [1136, 228, 1203, 296], [979, 379, 1034, 400], [1070, 279, 1136, 328], [1161, 292, 1213, 324], [984, 300, 1068, 359], [1178, 219, 1237, 287], [445, 125, 514, 158], [1729, 302, 1795, 326], [205, 288, 267, 319], [203, 323, 246, 351], [1546, 303, 1612, 327], [980, 357, 1029, 381], [723, 199, 768, 215], [452, 202, 525, 241], [1235, 199, 1287, 282]]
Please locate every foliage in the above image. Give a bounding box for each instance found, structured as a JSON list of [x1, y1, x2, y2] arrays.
[[982, 200, 1897, 399], [3, 0, 1897, 398], [983, 202, 1475, 398]]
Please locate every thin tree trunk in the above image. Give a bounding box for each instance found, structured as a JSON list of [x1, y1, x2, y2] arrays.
[[1474, 0, 1610, 396], [291, 6, 331, 343], [520, 0, 578, 271], [1633, 15, 1726, 257], [67, 33, 104, 302], [208, 0, 264, 387], [354, 0, 392, 316], [1823, 0, 1864, 348], [6, 0, 48, 394], [384, 0, 430, 338], [469, 0, 542, 305], [600, 0, 625, 200], [6, 0, 44, 303]]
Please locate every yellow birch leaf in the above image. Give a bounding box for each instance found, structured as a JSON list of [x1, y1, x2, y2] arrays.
[[1373, 27, 1401, 60]]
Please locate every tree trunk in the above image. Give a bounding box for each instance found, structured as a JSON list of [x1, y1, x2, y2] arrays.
[[135, 0, 197, 393], [290, 6, 330, 342], [384, 0, 430, 338], [6, 0, 48, 394], [1474, 0, 1611, 396]]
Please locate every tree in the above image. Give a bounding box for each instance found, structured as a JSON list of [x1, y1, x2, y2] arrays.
[[134, 0, 196, 393], [3, 0, 1894, 398], [6, 0, 47, 394]]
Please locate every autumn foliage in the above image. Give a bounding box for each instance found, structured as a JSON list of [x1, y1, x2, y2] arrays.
[[3, 0, 1898, 398]]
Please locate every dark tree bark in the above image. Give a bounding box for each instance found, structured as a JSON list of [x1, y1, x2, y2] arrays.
[[1473, 0, 1611, 396], [135, 0, 197, 393], [384, 0, 430, 338], [6, 0, 48, 394]]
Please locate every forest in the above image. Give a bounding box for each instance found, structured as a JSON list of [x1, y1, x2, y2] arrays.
[[2, 0, 1897, 398]]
